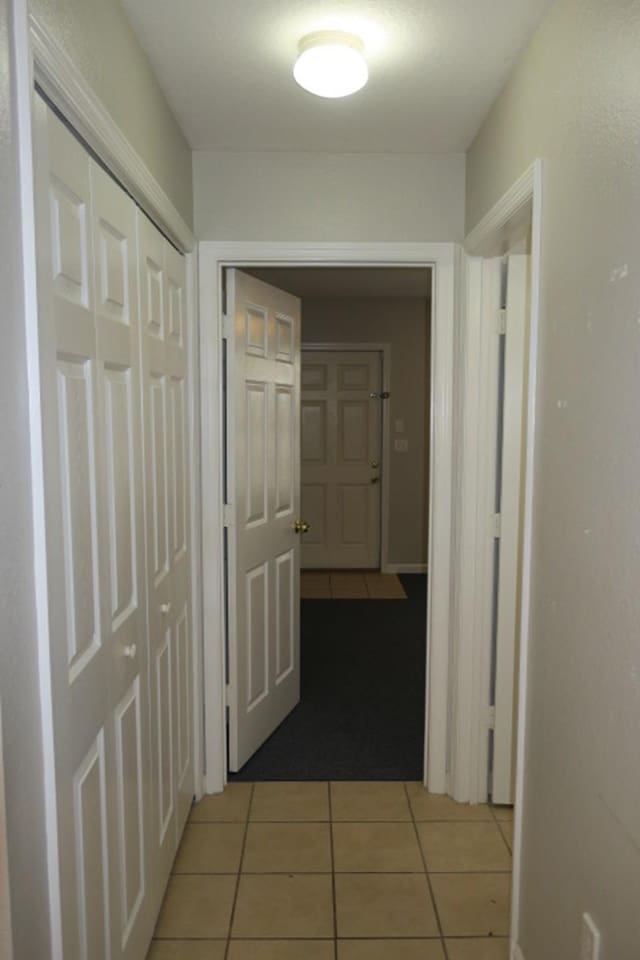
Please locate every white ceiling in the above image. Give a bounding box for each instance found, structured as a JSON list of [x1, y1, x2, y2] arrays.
[[243, 267, 431, 299], [122, 0, 553, 153]]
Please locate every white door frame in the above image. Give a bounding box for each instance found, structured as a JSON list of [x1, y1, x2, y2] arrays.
[[456, 161, 543, 959], [301, 342, 393, 572], [18, 14, 204, 957], [200, 241, 456, 793]]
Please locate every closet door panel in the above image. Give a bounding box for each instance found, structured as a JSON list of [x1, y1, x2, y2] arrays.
[[164, 244, 193, 834], [91, 159, 151, 960], [35, 96, 112, 960]]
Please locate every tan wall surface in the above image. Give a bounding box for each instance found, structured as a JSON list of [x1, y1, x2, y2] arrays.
[[467, 1, 640, 956], [194, 150, 465, 242], [302, 298, 430, 566], [32, 0, 193, 225]]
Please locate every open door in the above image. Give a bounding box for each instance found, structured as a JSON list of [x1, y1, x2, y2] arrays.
[[225, 269, 302, 771], [492, 253, 529, 804]]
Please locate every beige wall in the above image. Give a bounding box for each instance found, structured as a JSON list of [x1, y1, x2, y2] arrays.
[[32, 0, 193, 224], [302, 298, 430, 566], [194, 150, 465, 241], [467, 1, 640, 956], [2, 1, 51, 957]]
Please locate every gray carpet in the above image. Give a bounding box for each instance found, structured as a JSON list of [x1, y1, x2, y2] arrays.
[[230, 574, 427, 781]]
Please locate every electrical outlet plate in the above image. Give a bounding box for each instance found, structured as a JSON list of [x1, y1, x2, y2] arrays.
[[581, 913, 601, 960]]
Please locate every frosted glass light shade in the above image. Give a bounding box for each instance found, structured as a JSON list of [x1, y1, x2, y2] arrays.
[[294, 31, 368, 98]]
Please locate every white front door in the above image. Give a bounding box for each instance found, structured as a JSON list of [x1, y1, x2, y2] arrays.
[[226, 270, 302, 771], [301, 350, 382, 569]]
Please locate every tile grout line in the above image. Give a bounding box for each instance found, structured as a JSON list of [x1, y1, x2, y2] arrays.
[[404, 782, 450, 960], [223, 782, 255, 960], [490, 802, 515, 857], [328, 782, 339, 960]]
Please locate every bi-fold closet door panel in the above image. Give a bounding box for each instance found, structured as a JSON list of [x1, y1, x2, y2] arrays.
[[34, 96, 193, 960], [138, 212, 193, 899]]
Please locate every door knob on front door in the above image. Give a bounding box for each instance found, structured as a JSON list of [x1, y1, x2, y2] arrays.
[[123, 643, 137, 659], [370, 477, 380, 485], [160, 602, 171, 615], [294, 520, 310, 534]]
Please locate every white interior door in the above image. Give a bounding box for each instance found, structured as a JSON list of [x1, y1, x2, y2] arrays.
[[34, 98, 152, 960], [301, 350, 382, 569], [138, 213, 194, 893], [226, 270, 301, 771], [35, 95, 195, 959], [492, 254, 529, 805]]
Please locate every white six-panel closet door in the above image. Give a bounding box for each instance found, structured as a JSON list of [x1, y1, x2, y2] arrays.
[[137, 211, 193, 902], [34, 95, 194, 960]]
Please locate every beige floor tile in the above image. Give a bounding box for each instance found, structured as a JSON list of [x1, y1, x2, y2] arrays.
[[172, 822, 245, 873], [242, 822, 332, 872], [445, 938, 510, 960], [251, 781, 329, 821], [333, 822, 424, 872], [365, 573, 408, 600], [331, 573, 368, 598], [228, 942, 334, 960], [301, 573, 332, 599], [190, 783, 252, 822], [154, 875, 236, 939], [331, 781, 411, 821], [406, 784, 492, 822], [146, 942, 226, 960], [431, 873, 511, 937], [417, 822, 512, 872], [492, 805, 514, 822], [498, 820, 514, 851], [232, 873, 334, 938], [338, 940, 445, 959], [335, 873, 439, 938]]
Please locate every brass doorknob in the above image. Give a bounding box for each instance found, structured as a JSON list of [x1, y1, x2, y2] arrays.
[[294, 520, 310, 534]]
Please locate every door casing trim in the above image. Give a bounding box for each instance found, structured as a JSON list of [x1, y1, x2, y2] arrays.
[[199, 241, 456, 794]]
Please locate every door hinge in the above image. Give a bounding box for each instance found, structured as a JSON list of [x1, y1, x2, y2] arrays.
[[487, 706, 496, 730], [221, 313, 233, 340], [496, 308, 507, 335], [223, 504, 234, 528], [492, 513, 502, 538]]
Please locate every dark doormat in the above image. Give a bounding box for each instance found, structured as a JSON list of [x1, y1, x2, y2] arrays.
[[229, 574, 427, 781]]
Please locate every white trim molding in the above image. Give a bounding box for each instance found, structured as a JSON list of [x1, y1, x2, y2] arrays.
[[465, 162, 539, 255], [29, 14, 194, 254], [458, 159, 543, 957], [199, 241, 456, 795]]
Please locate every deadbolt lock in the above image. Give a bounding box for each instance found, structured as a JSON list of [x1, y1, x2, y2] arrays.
[[294, 520, 310, 534]]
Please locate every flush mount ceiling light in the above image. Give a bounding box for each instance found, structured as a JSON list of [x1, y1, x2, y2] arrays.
[[294, 31, 368, 98]]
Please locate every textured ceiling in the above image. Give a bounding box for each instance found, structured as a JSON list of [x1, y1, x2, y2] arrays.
[[121, 0, 553, 153]]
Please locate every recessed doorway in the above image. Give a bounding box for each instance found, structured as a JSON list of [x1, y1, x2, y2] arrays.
[[224, 265, 432, 782]]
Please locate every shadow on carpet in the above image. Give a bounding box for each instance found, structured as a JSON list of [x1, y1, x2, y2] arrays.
[[229, 574, 427, 781]]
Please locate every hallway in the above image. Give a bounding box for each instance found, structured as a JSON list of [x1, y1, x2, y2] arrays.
[[147, 781, 513, 959], [230, 575, 427, 781]]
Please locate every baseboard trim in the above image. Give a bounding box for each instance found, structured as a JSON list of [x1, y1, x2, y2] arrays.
[[382, 563, 428, 574]]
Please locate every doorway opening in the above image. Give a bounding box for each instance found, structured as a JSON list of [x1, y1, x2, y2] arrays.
[[225, 266, 432, 782]]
